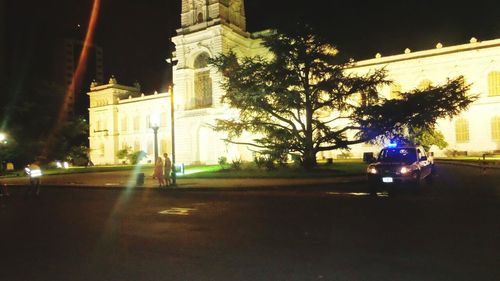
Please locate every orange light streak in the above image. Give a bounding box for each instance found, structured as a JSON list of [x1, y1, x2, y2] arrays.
[[40, 0, 100, 161]]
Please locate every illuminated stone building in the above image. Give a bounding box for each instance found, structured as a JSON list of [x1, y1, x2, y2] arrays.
[[348, 38, 500, 157], [171, 0, 270, 164], [88, 77, 171, 165], [88, 0, 268, 165], [88, 0, 500, 165]]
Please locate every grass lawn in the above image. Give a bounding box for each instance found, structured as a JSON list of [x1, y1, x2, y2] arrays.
[[1, 160, 368, 179], [436, 157, 500, 162], [171, 159, 367, 179]]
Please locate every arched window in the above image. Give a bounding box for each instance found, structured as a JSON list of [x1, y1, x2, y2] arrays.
[[455, 118, 470, 143], [161, 139, 169, 154], [147, 140, 153, 155], [491, 116, 500, 141], [193, 52, 212, 109], [99, 144, 105, 156], [134, 140, 141, 152], [194, 52, 209, 69], [488, 71, 500, 96], [197, 12, 203, 23], [121, 117, 127, 132], [133, 115, 140, 131]]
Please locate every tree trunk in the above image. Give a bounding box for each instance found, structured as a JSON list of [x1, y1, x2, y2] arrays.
[[302, 149, 317, 170]]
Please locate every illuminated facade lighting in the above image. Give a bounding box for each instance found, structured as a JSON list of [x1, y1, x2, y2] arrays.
[[87, 1, 500, 165]]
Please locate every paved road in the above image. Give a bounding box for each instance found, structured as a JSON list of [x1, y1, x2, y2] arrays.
[[0, 164, 499, 281]]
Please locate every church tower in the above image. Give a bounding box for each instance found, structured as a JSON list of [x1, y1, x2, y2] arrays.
[[180, 0, 246, 35], [172, 0, 267, 165]]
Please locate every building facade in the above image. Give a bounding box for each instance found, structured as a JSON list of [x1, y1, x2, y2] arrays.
[[88, 0, 500, 165], [348, 39, 500, 157], [88, 77, 171, 165]]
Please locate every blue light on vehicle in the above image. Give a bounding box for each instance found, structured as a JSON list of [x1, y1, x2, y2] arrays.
[[386, 142, 398, 148]]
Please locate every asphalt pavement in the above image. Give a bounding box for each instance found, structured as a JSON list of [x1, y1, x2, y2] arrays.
[[1, 160, 497, 192], [1, 169, 366, 191]]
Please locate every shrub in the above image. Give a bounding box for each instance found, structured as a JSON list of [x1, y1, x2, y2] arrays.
[[291, 154, 302, 166], [117, 147, 131, 164], [338, 151, 352, 159], [253, 155, 267, 169], [218, 156, 228, 168], [264, 158, 276, 171], [128, 151, 146, 165], [231, 158, 243, 170]]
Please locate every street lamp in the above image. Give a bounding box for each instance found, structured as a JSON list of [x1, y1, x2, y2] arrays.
[[169, 85, 176, 185], [166, 53, 177, 185], [150, 115, 160, 162]]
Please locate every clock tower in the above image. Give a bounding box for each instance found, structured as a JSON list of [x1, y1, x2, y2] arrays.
[[172, 0, 269, 164], [180, 0, 246, 35]]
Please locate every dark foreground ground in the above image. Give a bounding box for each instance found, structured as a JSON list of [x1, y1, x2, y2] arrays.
[[0, 164, 499, 281]]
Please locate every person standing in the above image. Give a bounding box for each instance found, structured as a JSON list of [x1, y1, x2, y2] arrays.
[[163, 153, 172, 187], [0, 183, 9, 197], [153, 157, 165, 188], [25, 161, 42, 196]]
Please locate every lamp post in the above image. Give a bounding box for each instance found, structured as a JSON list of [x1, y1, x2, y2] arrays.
[[166, 49, 177, 185], [169, 85, 176, 185], [150, 116, 159, 162]]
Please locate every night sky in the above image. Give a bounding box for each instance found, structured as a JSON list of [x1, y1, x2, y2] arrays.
[[4, 0, 500, 100]]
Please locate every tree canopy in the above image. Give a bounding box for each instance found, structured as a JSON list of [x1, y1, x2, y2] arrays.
[[210, 26, 476, 169], [0, 81, 89, 167]]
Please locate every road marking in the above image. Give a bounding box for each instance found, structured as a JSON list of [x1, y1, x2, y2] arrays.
[[159, 207, 197, 216], [326, 191, 389, 197]]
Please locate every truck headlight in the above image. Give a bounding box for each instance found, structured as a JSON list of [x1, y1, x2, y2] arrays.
[[367, 167, 377, 174], [400, 166, 409, 174]]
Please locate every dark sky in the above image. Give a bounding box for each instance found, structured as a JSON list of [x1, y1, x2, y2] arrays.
[[4, 0, 500, 97]]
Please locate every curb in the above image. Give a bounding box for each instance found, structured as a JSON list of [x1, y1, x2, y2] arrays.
[[4, 178, 367, 192], [437, 160, 500, 170]]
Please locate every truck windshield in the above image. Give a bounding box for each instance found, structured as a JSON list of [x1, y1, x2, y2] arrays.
[[378, 148, 417, 164]]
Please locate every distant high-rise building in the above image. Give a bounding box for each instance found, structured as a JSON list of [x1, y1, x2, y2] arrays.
[[53, 38, 104, 117], [0, 0, 6, 98]]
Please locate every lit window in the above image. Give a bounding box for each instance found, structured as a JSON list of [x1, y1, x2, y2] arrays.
[[133, 115, 140, 131], [193, 52, 212, 109], [161, 139, 168, 154], [491, 116, 500, 141], [96, 119, 102, 131], [99, 144, 105, 156], [194, 52, 209, 69], [160, 112, 168, 127], [195, 71, 212, 108], [134, 140, 140, 152], [147, 140, 153, 155], [121, 117, 127, 132], [455, 118, 470, 143], [488, 71, 500, 96]]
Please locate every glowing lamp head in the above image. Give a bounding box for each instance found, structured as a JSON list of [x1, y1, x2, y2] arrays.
[[150, 114, 160, 129], [400, 166, 409, 174], [367, 166, 377, 174]]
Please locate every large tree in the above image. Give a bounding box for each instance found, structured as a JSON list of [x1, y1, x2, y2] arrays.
[[210, 26, 475, 169], [1, 81, 89, 166]]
